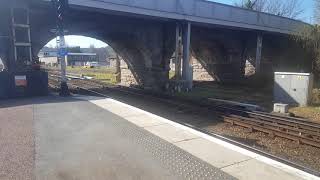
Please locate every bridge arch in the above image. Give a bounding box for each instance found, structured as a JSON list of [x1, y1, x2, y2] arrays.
[[30, 7, 176, 89], [38, 33, 146, 86]]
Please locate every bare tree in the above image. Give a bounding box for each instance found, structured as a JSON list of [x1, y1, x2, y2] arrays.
[[234, 0, 266, 11], [234, 0, 304, 19], [315, 0, 320, 24], [295, 0, 320, 79]]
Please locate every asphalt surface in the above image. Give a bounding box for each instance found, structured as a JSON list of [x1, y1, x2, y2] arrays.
[[31, 96, 234, 180], [2, 94, 318, 180], [0, 103, 34, 180]]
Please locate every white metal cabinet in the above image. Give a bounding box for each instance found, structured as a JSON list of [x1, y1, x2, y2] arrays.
[[274, 72, 313, 106]]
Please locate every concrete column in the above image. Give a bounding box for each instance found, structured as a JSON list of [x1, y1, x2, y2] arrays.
[[182, 22, 193, 90], [59, 36, 68, 83], [174, 23, 182, 80], [255, 34, 263, 73]]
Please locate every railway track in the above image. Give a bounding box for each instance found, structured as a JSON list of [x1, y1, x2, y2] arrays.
[[215, 106, 320, 148], [48, 74, 320, 176]]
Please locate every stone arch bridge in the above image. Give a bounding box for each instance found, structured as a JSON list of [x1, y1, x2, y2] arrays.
[[0, 0, 312, 91]]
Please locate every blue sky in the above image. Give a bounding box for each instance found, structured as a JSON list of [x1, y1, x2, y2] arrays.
[[212, 0, 315, 23], [46, 0, 315, 48], [46, 35, 107, 48]]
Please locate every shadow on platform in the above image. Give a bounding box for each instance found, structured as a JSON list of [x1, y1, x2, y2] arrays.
[[0, 93, 105, 108]]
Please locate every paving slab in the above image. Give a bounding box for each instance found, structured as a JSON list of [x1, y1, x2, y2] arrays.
[[91, 98, 144, 117], [0, 103, 34, 180], [221, 158, 302, 180], [144, 123, 200, 143], [175, 138, 253, 168], [124, 114, 166, 127], [34, 96, 234, 180]]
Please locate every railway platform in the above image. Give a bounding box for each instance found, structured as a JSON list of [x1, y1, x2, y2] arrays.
[[0, 95, 318, 180]]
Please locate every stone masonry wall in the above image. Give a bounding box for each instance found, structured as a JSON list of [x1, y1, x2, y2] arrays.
[[170, 57, 215, 81], [191, 57, 215, 81], [120, 59, 138, 87], [109, 57, 138, 86], [245, 60, 255, 77]]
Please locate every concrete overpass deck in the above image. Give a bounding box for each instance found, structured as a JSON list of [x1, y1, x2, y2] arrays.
[[0, 95, 318, 180]]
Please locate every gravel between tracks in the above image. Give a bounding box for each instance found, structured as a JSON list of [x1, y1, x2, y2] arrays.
[[207, 123, 320, 172], [0, 103, 35, 180]]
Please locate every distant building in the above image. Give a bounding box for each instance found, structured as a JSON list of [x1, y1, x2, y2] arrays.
[[66, 53, 97, 66], [39, 48, 98, 67], [38, 48, 58, 66], [39, 57, 58, 67], [38, 48, 57, 58]]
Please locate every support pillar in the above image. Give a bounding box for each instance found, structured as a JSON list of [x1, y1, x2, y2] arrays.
[[58, 35, 70, 96], [182, 22, 193, 90], [255, 33, 263, 73], [174, 23, 182, 80]]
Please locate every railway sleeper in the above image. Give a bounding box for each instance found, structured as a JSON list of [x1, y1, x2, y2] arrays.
[[227, 115, 320, 139], [250, 115, 320, 133], [221, 107, 320, 129], [252, 116, 318, 133], [251, 114, 320, 127], [223, 117, 320, 148], [228, 117, 320, 142]]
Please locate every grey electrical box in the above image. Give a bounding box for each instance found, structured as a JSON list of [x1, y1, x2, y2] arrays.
[[274, 72, 313, 106]]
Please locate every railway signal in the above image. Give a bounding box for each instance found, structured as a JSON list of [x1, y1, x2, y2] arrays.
[[52, 0, 70, 96]]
